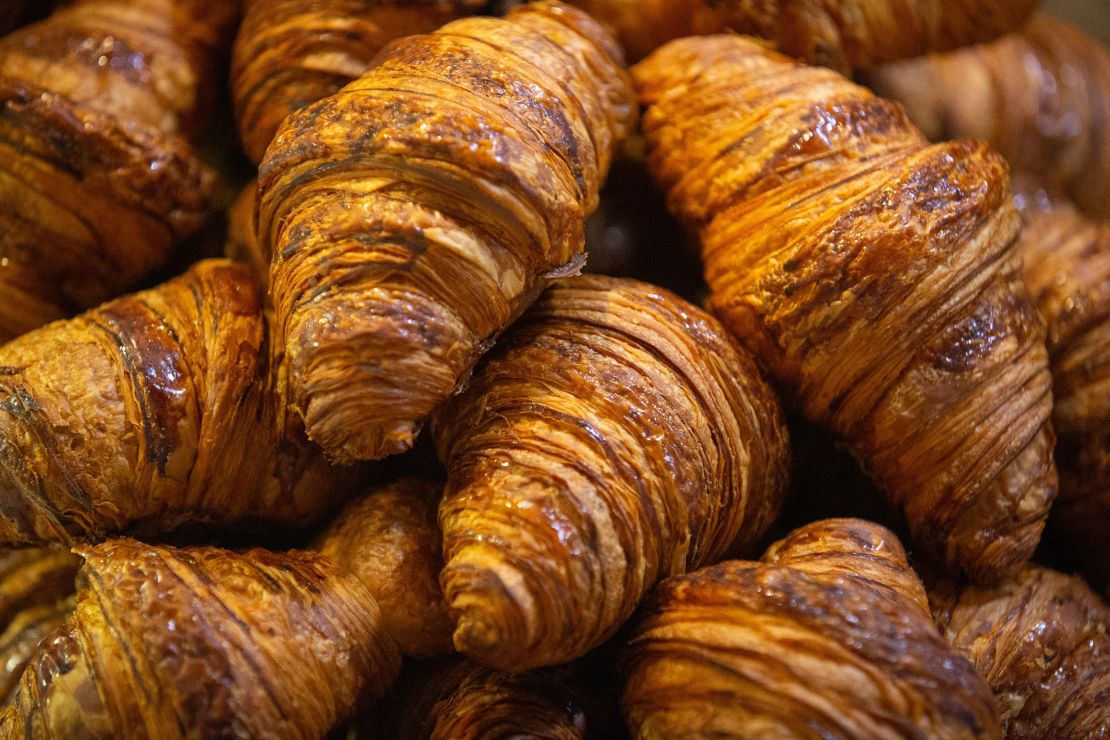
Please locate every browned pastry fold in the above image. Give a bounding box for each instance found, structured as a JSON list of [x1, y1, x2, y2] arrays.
[[866, 15, 1110, 220], [381, 657, 595, 739], [567, 0, 1037, 69], [634, 36, 1056, 583], [316, 478, 452, 657], [928, 564, 1109, 738], [0, 0, 240, 342], [257, 1, 636, 463], [0, 549, 79, 705], [431, 274, 789, 671], [232, 0, 484, 164], [0, 538, 401, 738], [622, 518, 1002, 738], [1013, 189, 1110, 592], [225, 181, 268, 290], [0, 259, 360, 547]]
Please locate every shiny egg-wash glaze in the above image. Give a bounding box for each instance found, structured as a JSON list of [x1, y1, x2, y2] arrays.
[[928, 564, 1109, 737], [258, 2, 636, 463], [622, 518, 1002, 739], [232, 0, 483, 165], [0, 539, 401, 738], [316, 478, 453, 658], [432, 274, 789, 671], [866, 15, 1110, 220], [567, 0, 1037, 68], [0, 0, 240, 342], [634, 37, 1056, 583], [0, 260, 361, 547]]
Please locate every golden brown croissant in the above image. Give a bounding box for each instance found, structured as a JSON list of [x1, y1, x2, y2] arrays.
[[0, 259, 360, 547], [634, 36, 1055, 583], [0, 538, 401, 737], [431, 274, 789, 671], [928, 564, 1109, 738], [865, 15, 1110, 220], [316, 478, 452, 658], [225, 182, 269, 290], [232, 0, 483, 164], [567, 0, 1037, 69], [0, 0, 240, 342], [622, 518, 1002, 738], [0, 548, 79, 704], [257, 1, 636, 463]]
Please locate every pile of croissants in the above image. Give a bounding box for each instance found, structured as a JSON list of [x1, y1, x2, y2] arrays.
[[0, 0, 1106, 737]]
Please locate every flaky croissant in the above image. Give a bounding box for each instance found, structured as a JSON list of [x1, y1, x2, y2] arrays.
[[0, 259, 360, 547], [0, 538, 401, 738], [567, 0, 1037, 69], [0, 0, 239, 342], [257, 1, 636, 463], [928, 564, 1109, 738], [0, 548, 79, 705], [866, 15, 1110, 220], [232, 0, 483, 164], [634, 36, 1055, 583], [622, 518, 1001, 738], [431, 274, 789, 671], [316, 478, 453, 658]]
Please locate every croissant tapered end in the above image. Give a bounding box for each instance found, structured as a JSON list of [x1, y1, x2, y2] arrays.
[[622, 518, 1002, 739], [928, 564, 1110, 738], [1, 539, 401, 738], [633, 35, 1056, 583], [431, 274, 789, 672], [315, 478, 452, 658], [257, 1, 635, 463]]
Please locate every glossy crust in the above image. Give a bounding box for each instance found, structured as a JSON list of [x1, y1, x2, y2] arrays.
[[634, 36, 1055, 583], [567, 0, 1037, 68], [1014, 189, 1110, 592], [316, 478, 452, 657], [383, 657, 592, 739], [0, 260, 360, 547], [432, 274, 789, 671], [232, 0, 483, 164], [866, 15, 1110, 219], [928, 564, 1109, 738], [622, 518, 1002, 739], [0, 538, 401, 738], [0, 0, 239, 342], [257, 1, 636, 463]]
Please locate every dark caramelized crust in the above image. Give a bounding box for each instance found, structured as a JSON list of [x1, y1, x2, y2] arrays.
[[316, 478, 452, 658], [568, 0, 1036, 68], [866, 15, 1110, 220], [634, 36, 1056, 583], [232, 0, 483, 164], [258, 1, 635, 463], [928, 565, 1109, 738], [0, 260, 360, 547], [431, 274, 789, 671], [0, 538, 401, 738], [622, 518, 1002, 738]]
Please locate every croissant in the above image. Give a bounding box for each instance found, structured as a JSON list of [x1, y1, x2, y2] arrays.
[[1013, 190, 1110, 592], [928, 564, 1109, 738], [566, 0, 1037, 69], [634, 36, 1055, 583], [315, 478, 452, 658], [0, 548, 79, 704], [0, 538, 401, 737], [226, 182, 268, 290], [0, 259, 360, 547], [622, 518, 1001, 738], [232, 0, 483, 164], [431, 273, 789, 671], [865, 15, 1110, 219], [257, 1, 636, 463], [0, 0, 239, 342]]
